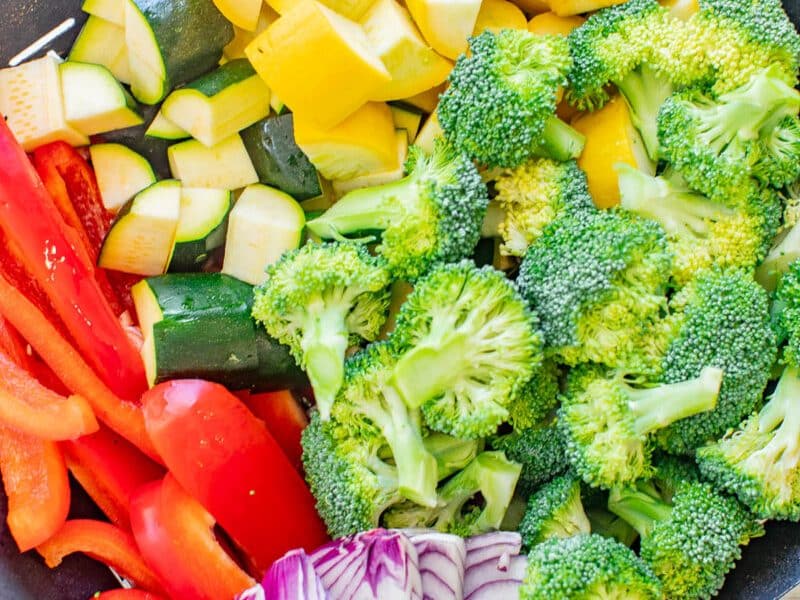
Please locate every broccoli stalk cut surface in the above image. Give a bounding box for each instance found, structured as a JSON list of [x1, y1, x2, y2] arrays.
[[306, 140, 488, 280], [519, 474, 591, 550], [252, 242, 391, 420], [698, 366, 800, 520], [560, 365, 723, 489]]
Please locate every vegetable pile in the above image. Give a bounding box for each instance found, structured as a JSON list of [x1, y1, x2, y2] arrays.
[[0, 0, 799, 598]]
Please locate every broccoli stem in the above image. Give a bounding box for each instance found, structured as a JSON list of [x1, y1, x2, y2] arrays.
[[614, 63, 674, 161], [755, 225, 800, 292], [531, 115, 586, 162], [423, 432, 482, 480], [543, 487, 591, 541], [626, 366, 723, 436], [608, 487, 673, 538], [586, 506, 639, 547]]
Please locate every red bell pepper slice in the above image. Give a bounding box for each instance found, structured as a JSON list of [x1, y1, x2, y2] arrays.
[[142, 380, 328, 574], [37, 519, 164, 593], [244, 390, 308, 474], [0, 274, 157, 459], [130, 475, 256, 600], [63, 425, 165, 532], [0, 426, 70, 551], [92, 590, 166, 600], [0, 120, 146, 401]]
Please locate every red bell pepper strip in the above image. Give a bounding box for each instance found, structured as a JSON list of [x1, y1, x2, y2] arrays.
[[62, 425, 165, 532], [0, 119, 146, 401], [130, 475, 256, 600], [142, 380, 328, 574], [0, 426, 70, 552], [0, 274, 157, 459], [0, 350, 98, 440], [37, 519, 164, 594], [92, 590, 166, 600], [244, 390, 308, 474]]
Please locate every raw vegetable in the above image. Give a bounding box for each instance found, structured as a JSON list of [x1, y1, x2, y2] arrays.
[[223, 6, 280, 59], [404, 531, 466, 600], [414, 111, 443, 153], [390, 104, 424, 143], [145, 110, 189, 140], [552, 0, 628, 15], [89, 143, 157, 213], [463, 532, 525, 600], [402, 83, 446, 113], [83, 0, 125, 24], [69, 16, 131, 84], [472, 0, 527, 34], [260, 549, 327, 600], [527, 12, 585, 35], [94, 591, 166, 600], [331, 131, 408, 196], [168, 134, 259, 189], [244, 391, 308, 473], [169, 187, 231, 272], [212, 0, 263, 30], [405, 0, 482, 59]]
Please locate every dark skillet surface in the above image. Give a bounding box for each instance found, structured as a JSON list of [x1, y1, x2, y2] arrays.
[[1, 1, 800, 598]]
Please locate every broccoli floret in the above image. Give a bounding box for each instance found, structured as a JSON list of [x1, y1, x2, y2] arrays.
[[650, 452, 701, 503], [609, 480, 764, 600], [654, 268, 777, 454], [657, 67, 800, 203], [617, 164, 782, 285], [506, 359, 562, 431], [520, 534, 663, 600], [423, 432, 482, 480], [389, 261, 542, 439], [438, 29, 585, 168], [559, 364, 723, 488], [252, 242, 391, 420], [486, 159, 597, 257], [517, 209, 671, 372], [697, 365, 800, 520], [519, 474, 591, 550], [305, 140, 489, 280], [776, 259, 800, 365], [489, 418, 570, 497], [586, 506, 640, 547], [332, 342, 439, 507], [382, 451, 521, 537]]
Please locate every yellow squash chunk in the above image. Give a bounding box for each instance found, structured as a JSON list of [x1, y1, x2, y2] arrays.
[[401, 82, 447, 113], [659, 0, 699, 19], [223, 5, 280, 59], [550, 0, 626, 16], [268, 0, 376, 20], [168, 135, 259, 190], [332, 130, 408, 196], [414, 110, 443, 153], [246, 0, 390, 129], [294, 102, 398, 181], [406, 0, 482, 59], [527, 11, 584, 35], [213, 0, 263, 30], [362, 0, 452, 101], [572, 96, 652, 208], [473, 0, 527, 35], [510, 0, 550, 15]]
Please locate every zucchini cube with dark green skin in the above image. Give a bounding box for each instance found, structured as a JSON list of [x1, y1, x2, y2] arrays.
[[168, 188, 232, 273]]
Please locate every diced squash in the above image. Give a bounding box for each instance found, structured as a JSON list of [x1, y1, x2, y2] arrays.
[[332, 130, 408, 196], [0, 56, 89, 151], [264, 0, 295, 14], [69, 16, 131, 84], [90, 143, 156, 212], [659, 0, 699, 19], [414, 110, 442, 153], [213, 0, 263, 30], [246, 0, 391, 129], [168, 135, 259, 190], [510, 0, 549, 15], [223, 6, 280, 59], [571, 96, 652, 209], [82, 0, 125, 25], [473, 0, 527, 35], [405, 0, 482, 59], [527, 11, 584, 35], [401, 82, 446, 113], [294, 102, 397, 181], [362, 0, 452, 101], [268, 0, 375, 19], [390, 104, 424, 142], [550, 0, 626, 16]]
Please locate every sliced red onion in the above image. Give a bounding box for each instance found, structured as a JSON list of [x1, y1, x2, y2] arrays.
[[464, 554, 527, 600], [262, 548, 327, 600], [404, 530, 466, 600], [464, 532, 522, 569], [310, 528, 422, 600]]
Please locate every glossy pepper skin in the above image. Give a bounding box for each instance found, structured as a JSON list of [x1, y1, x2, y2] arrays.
[[142, 380, 329, 573]]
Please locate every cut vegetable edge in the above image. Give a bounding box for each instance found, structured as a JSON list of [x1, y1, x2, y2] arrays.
[[89, 143, 156, 213]]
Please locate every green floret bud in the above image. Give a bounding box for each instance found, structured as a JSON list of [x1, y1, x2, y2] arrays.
[[519, 474, 591, 550], [439, 29, 584, 168], [650, 453, 700, 503], [389, 261, 542, 439], [520, 534, 663, 600], [333, 342, 439, 507], [252, 242, 391, 420], [752, 114, 800, 187], [306, 139, 489, 280], [776, 259, 800, 366], [698, 366, 800, 521], [609, 481, 764, 600], [488, 158, 596, 257], [506, 359, 561, 431], [657, 66, 800, 203], [517, 209, 671, 372], [656, 268, 777, 454], [617, 164, 782, 285], [560, 365, 722, 489], [382, 451, 521, 537]]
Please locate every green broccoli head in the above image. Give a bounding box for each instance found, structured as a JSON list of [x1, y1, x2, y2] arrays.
[[519, 473, 591, 550], [609, 481, 764, 600], [506, 359, 561, 431], [490, 159, 596, 257], [252, 242, 391, 420], [520, 534, 663, 600], [757, 181, 800, 291], [698, 365, 800, 521], [517, 209, 671, 372], [332, 341, 439, 507], [438, 29, 584, 168], [655, 268, 777, 454], [306, 139, 489, 280], [775, 258, 800, 367], [560, 364, 722, 489], [389, 260, 542, 439], [617, 164, 783, 285], [650, 452, 701, 503], [657, 67, 800, 203]]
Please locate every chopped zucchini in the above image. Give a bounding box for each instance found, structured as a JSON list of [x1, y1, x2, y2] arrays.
[[89, 143, 157, 212], [332, 130, 408, 196], [389, 103, 424, 142], [82, 0, 125, 25], [168, 134, 259, 189], [161, 59, 270, 147], [69, 16, 131, 84], [98, 179, 182, 275], [145, 110, 190, 140], [169, 188, 232, 272], [222, 184, 305, 285]]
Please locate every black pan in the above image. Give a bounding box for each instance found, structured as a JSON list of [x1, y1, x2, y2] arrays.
[[1, 1, 799, 598]]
